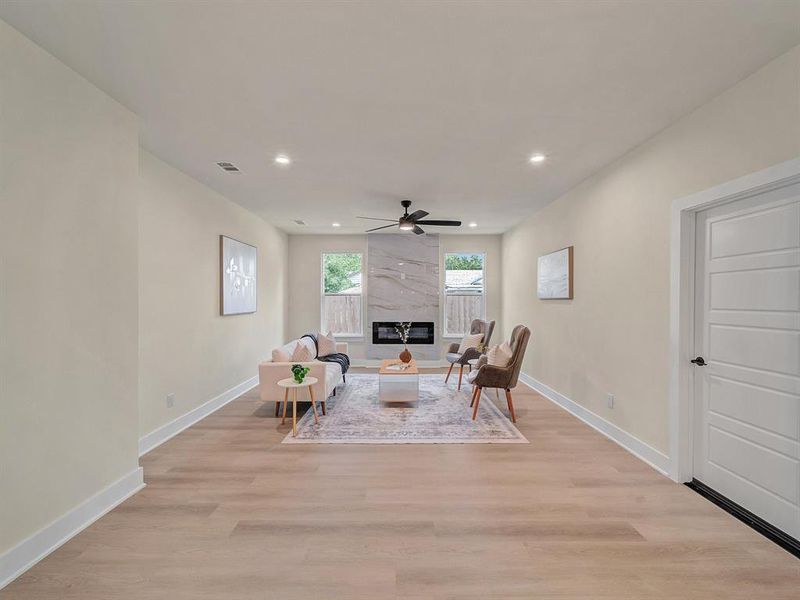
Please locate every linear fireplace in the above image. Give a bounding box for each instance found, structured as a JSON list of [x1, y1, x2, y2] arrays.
[[372, 321, 435, 345]]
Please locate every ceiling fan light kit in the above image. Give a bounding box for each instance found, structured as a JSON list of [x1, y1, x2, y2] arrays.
[[358, 200, 461, 234]]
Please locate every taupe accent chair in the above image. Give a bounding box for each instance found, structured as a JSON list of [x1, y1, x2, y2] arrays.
[[468, 325, 530, 423], [445, 319, 495, 390]]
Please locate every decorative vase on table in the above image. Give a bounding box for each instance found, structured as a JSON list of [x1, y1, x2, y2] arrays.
[[395, 322, 413, 363], [399, 345, 412, 363], [291, 364, 310, 384]]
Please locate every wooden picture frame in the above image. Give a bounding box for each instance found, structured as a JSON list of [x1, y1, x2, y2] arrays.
[[537, 246, 573, 299]]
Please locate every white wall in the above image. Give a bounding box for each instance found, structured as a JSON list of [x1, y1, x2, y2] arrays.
[[0, 21, 140, 556], [138, 150, 288, 439], [287, 233, 502, 361], [502, 46, 800, 454]]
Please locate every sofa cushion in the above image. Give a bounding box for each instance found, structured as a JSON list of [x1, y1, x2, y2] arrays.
[[445, 352, 462, 364], [272, 346, 291, 362], [324, 361, 342, 378], [457, 333, 483, 354], [487, 342, 512, 367], [291, 341, 314, 362], [273, 339, 298, 362], [317, 331, 337, 357]]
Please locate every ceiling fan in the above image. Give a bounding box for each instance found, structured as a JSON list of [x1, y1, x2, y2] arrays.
[[358, 200, 462, 235]]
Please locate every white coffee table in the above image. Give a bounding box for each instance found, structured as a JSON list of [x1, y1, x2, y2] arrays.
[[277, 376, 319, 436], [378, 359, 419, 403]]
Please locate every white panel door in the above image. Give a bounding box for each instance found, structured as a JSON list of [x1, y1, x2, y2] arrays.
[[693, 182, 800, 540]]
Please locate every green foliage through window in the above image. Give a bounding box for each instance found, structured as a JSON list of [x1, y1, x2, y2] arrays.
[[323, 253, 362, 294], [445, 253, 483, 270]]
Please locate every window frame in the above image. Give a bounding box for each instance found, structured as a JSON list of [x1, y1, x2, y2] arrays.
[[442, 251, 487, 339], [320, 251, 365, 338]]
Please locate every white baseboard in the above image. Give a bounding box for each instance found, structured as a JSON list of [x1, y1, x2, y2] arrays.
[[0, 466, 144, 590], [139, 375, 258, 456], [518, 372, 670, 476]]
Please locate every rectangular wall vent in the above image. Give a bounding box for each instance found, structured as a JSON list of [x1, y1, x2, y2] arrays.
[[216, 161, 240, 173]]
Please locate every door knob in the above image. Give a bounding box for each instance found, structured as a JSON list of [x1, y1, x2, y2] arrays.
[[690, 356, 706, 366]]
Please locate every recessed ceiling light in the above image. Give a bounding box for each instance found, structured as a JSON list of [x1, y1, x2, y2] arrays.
[[332, 222, 341, 228], [468, 222, 478, 228], [529, 153, 547, 164], [274, 154, 291, 166]]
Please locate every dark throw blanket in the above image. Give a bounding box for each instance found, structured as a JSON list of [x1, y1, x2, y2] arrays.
[[301, 333, 350, 375]]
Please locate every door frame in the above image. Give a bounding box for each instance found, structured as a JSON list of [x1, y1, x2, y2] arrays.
[[668, 157, 800, 483]]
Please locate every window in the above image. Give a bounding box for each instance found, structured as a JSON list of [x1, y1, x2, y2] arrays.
[[444, 252, 485, 337], [321, 252, 363, 336]]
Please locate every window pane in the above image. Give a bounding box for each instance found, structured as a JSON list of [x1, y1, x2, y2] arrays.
[[323, 253, 362, 294], [322, 253, 362, 335], [323, 295, 361, 335], [444, 253, 485, 336]]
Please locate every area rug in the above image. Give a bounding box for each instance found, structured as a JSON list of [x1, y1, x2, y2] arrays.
[[282, 374, 527, 444]]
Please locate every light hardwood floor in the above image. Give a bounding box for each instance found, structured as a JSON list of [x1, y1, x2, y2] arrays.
[[3, 369, 798, 599]]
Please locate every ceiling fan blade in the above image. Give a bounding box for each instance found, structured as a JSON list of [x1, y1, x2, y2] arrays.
[[365, 223, 396, 233], [413, 225, 425, 235], [414, 220, 462, 226], [407, 210, 429, 221], [357, 216, 397, 222]]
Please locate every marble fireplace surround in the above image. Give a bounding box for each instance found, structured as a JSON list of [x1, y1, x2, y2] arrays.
[[367, 234, 440, 360]]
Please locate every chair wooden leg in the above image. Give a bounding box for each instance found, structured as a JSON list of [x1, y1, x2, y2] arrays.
[[472, 387, 481, 420], [470, 385, 479, 407], [321, 400, 327, 415], [457, 365, 464, 390], [505, 389, 516, 423], [445, 362, 454, 383], [280, 388, 288, 424]]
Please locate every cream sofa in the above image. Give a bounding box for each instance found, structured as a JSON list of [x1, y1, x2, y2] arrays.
[[258, 336, 349, 408]]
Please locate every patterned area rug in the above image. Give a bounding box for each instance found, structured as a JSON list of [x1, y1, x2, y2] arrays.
[[282, 374, 527, 444]]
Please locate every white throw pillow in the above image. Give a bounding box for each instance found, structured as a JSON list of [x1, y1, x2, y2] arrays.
[[317, 331, 337, 357], [291, 341, 314, 362], [272, 347, 291, 362], [487, 342, 513, 367], [457, 332, 483, 354]]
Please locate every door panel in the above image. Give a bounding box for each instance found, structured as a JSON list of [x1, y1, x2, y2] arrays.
[[708, 376, 799, 440], [709, 325, 799, 375], [693, 182, 800, 540], [709, 201, 799, 258], [707, 427, 798, 504], [710, 268, 800, 311]]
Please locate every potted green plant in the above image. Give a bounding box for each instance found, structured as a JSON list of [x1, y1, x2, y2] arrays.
[[291, 363, 310, 384]]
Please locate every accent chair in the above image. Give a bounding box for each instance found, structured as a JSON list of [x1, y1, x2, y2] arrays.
[[445, 318, 495, 390], [467, 324, 530, 423]]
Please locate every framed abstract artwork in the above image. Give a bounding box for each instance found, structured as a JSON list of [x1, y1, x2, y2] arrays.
[[537, 246, 573, 299], [220, 235, 257, 315]]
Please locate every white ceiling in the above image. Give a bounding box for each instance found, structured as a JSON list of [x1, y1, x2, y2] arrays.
[[2, 1, 799, 234]]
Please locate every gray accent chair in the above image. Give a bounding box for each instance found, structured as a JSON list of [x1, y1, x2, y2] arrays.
[[467, 324, 531, 423], [445, 319, 495, 390]]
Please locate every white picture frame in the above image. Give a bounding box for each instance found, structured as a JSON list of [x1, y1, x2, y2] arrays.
[[220, 235, 257, 315], [537, 246, 573, 300]]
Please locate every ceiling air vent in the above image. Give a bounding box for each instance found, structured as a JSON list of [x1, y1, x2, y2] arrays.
[[293, 219, 306, 226], [216, 161, 240, 173]]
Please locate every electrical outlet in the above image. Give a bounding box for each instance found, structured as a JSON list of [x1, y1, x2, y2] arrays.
[[166, 393, 175, 408], [607, 393, 614, 409]]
